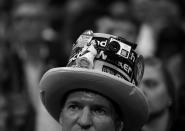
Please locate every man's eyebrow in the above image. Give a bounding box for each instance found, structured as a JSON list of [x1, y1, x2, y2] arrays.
[[65, 100, 110, 108], [65, 100, 81, 105], [92, 103, 111, 110]]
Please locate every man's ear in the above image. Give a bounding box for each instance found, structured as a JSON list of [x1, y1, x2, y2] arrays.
[[59, 112, 63, 125]]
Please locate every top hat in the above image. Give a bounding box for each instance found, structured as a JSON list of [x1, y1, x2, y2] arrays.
[[39, 30, 149, 131]]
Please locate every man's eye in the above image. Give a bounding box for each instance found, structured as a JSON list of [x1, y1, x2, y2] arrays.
[[93, 107, 106, 115], [68, 104, 81, 111], [144, 80, 158, 89]]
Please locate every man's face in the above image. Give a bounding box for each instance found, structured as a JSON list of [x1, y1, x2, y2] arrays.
[[59, 91, 121, 131], [11, 3, 48, 41], [139, 65, 171, 114]]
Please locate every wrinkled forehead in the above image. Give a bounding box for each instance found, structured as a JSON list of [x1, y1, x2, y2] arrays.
[[63, 89, 112, 105], [66, 90, 112, 105], [61, 89, 123, 117]]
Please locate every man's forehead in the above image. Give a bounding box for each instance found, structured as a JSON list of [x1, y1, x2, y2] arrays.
[[67, 91, 108, 101], [64, 90, 113, 107], [62, 90, 123, 120]]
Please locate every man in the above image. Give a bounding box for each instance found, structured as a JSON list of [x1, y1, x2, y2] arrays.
[[10, 2, 62, 131], [139, 57, 177, 131], [39, 30, 149, 131]]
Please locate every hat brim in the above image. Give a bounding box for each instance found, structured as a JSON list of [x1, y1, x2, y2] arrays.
[[39, 67, 148, 131]]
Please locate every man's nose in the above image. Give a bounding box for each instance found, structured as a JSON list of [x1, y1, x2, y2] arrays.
[[77, 107, 92, 129]]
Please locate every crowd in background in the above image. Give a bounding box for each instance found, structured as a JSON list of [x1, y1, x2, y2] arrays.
[[0, 0, 185, 131]]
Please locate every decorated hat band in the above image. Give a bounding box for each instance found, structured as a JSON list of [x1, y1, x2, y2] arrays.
[[67, 30, 144, 86]]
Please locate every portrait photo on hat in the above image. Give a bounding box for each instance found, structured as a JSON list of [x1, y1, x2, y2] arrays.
[[39, 30, 149, 131]]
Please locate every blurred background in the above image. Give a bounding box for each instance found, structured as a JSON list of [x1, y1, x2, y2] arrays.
[[0, 0, 185, 131]]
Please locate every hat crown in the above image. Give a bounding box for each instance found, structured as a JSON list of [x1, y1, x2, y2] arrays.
[[67, 30, 144, 86]]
